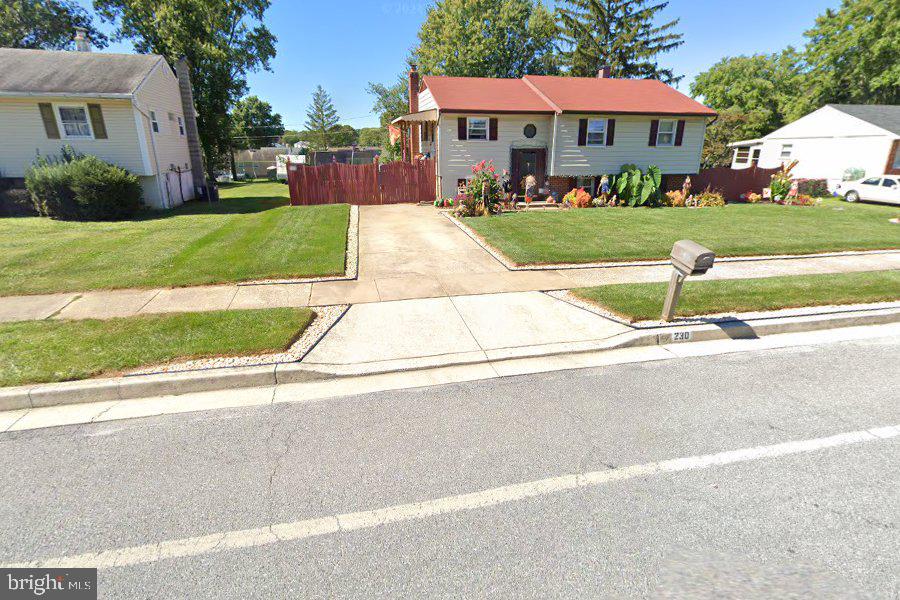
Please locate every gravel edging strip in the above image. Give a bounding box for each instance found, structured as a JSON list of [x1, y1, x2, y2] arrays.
[[2, 305, 898, 414], [443, 211, 900, 271], [238, 204, 359, 285], [128, 304, 349, 375]]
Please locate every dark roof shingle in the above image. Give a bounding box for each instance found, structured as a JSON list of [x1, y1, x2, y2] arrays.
[[0, 48, 162, 96], [828, 104, 900, 136]]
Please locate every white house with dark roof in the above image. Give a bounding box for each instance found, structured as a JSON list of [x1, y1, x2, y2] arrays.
[[0, 45, 207, 209], [729, 104, 900, 190]]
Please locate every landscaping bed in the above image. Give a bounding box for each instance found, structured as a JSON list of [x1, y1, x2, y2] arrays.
[[0, 307, 314, 387], [461, 199, 899, 266], [570, 271, 900, 322], [0, 181, 349, 296]]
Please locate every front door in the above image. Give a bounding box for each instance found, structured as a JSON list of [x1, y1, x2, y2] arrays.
[[510, 149, 547, 196]]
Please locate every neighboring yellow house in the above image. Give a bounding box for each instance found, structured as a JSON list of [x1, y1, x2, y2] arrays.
[[0, 44, 207, 209]]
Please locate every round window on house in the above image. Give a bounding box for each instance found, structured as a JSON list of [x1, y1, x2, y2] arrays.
[[524, 124, 537, 138]]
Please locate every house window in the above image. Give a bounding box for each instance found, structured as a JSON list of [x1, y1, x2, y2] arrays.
[[150, 111, 159, 133], [523, 124, 537, 139], [177, 116, 185, 136], [892, 146, 900, 170], [457, 178, 468, 194], [57, 106, 92, 138], [656, 120, 676, 146], [734, 148, 750, 164], [467, 117, 488, 140], [751, 148, 761, 165], [780, 144, 793, 159], [586, 119, 606, 146]]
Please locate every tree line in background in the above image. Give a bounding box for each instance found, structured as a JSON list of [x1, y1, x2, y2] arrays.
[[4, 0, 896, 170]]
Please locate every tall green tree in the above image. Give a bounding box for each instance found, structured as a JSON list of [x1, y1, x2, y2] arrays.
[[1, 0, 108, 49], [304, 85, 339, 150], [229, 95, 284, 149], [690, 50, 804, 140], [556, 0, 683, 82], [358, 127, 385, 148], [700, 109, 751, 168], [415, 0, 559, 78], [95, 0, 276, 179], [802, 0, 899, 109], [367, 76, 408, 128]]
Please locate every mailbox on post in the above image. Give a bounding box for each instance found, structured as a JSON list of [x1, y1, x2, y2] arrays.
[[662, 240, 715, 321]]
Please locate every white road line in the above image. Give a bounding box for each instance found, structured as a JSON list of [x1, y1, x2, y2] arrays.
[[5, 424, 898, 570]]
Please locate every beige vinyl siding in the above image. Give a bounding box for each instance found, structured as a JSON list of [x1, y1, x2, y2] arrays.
[[418, 88, 437, 111], [0, 96, 146, 177], [437, 113, 552, 198], [133, 60, 194, 206], [553, 114, 706, 176]]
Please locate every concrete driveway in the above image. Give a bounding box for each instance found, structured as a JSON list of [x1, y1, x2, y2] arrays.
[[303, 290, 632, 373]]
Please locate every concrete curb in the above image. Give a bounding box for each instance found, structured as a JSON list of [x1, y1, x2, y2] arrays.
[[1, 307, 898, 413]]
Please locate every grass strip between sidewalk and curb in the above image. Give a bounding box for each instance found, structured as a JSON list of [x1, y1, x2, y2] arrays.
[[0, 308, 314, 387], [0, 181, 349, 296], [463, 199, 900, 265], [571, 270, 900, 323]]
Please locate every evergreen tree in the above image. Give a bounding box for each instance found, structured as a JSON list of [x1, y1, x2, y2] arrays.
[[557, 0, 683, 83], [304, 86, 339, 150]]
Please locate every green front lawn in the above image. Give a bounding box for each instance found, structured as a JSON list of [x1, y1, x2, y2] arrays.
[[464, 199, 900, 265], [0, 181, 348, 296], [572, 271, 900, 322], [0, 307, 314, 387]]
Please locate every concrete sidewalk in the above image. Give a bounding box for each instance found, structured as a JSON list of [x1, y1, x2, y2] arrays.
[[1, 251, 897, 323]]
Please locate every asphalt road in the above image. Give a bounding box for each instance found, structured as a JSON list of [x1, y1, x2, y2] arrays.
[[1, 335, 898, 599]]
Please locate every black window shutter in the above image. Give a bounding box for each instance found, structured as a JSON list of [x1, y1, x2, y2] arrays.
[[457, 117, 467, 140], [39, 103, 60, 139], [674, 120, 686, 146], [489, 118, 498, 141], [88, 104, 108, 139], [648, 120, 659, 146], [606, 119, 616, 146], [577, 119, 588, 146]]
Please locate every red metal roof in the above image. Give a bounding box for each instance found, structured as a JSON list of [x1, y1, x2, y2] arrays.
[[420, 74, 716, 117], [421, 76, 554, 113]]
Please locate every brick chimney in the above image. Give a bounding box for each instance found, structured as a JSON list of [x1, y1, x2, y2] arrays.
[[74, 28, 91, 52], [408, 64, 420, 157], [598, 65, 611, 79], [175, 57, 208, 194]]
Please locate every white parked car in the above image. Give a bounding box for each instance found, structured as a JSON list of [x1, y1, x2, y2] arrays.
[[835, 175, 900, 205]]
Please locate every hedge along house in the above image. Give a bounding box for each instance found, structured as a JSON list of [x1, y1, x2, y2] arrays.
[[392, 66, 717, 200], [0, 38, 207, 209]]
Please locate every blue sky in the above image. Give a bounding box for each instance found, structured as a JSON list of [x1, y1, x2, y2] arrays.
[[79, 0, 839, 131]]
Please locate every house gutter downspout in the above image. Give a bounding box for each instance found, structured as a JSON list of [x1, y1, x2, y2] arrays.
[[549, 111, 559, 179], [133, 101, 168, 209]]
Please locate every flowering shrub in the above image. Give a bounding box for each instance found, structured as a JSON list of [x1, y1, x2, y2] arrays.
[[457, 160, 502, 216], [770, 160, 797, 199], [688, 190, 725, 207], [664, 190, 686, 207], [563, 187, 592, 208], [796, 179, 828, 198]]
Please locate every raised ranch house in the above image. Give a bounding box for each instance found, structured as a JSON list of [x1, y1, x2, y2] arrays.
[[393, 66, 717, 200], [0, 42, 206, 209], [729, 104, 900, 191]]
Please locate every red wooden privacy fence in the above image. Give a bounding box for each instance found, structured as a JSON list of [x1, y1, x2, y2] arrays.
[[288, 158, 436, 206], [689, 165, 780, 200]]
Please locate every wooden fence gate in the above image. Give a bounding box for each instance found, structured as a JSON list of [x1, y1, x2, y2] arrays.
[[288, 158, 436, 206]]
